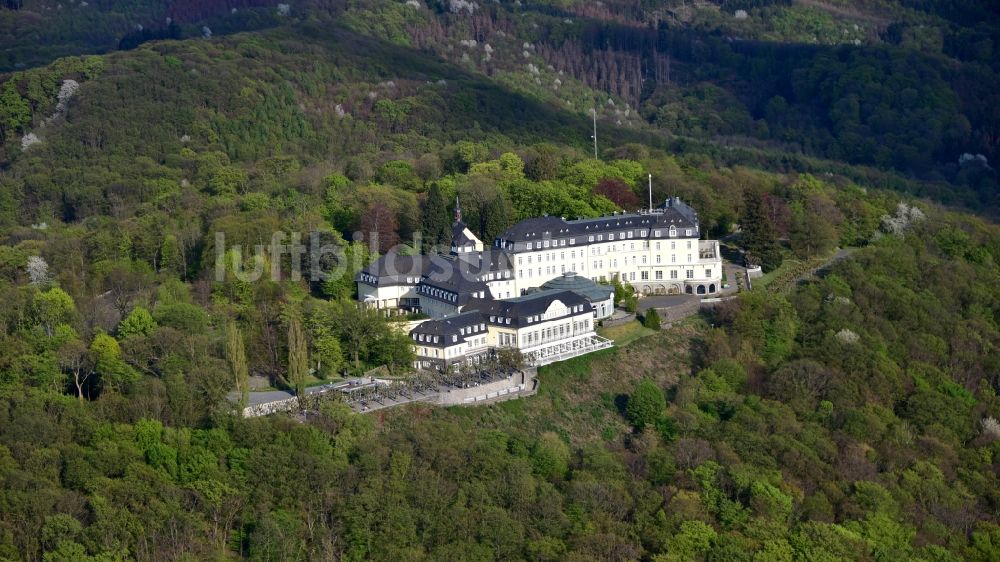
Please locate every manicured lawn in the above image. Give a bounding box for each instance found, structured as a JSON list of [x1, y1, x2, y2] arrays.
[[598, 320, 656, 347]]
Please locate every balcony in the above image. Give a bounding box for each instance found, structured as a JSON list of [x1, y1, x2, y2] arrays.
[[525, 335, 613, 367]]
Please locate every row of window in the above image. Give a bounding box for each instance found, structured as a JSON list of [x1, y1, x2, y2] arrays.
[[518, 240, 695, 265], [519, 225, 695, 251], [489, 315, 514, 326], [628, 268, 713, 281], [521, 319, 592, 346], [517, 262, 714, 280]]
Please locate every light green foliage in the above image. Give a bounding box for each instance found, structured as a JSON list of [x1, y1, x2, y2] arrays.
[[30, 289, 74, 339], [530, 432, 570, 480], [117, 306, 156, 339], [286, 315, 308, 397], [654, 520, 716, 561], [153, 303, 209, 334], [90, 332, 138, 394]]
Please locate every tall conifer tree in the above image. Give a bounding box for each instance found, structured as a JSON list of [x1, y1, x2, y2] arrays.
[[741, 188, 783, 272], [421, 182, 451, 249]]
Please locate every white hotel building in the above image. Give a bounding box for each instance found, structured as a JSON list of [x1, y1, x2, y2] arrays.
[[357, 197, 722, 369], [493, 197, 722, 297]]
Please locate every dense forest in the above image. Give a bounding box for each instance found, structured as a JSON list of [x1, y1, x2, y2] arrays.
[[0, 0, 998, 560]]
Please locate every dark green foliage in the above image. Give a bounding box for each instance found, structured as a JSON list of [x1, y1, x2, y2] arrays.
[[0, 4, 996, 561], [420, 182, 451, 249], [642, 308, 661, 330], [626, 379, 666, 432], [741, 188, 783, 272]]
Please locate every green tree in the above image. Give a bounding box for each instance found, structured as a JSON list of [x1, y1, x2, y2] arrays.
[[226, 322, 250, 410], [34, 287, 76, 337], [626, 379, 666, 432], [421, 182, 451, 248], [90, 332, 138, 395], [741, 189, 783, 272], [159, 234, 184, 278], [287, 316, 308, 397], [117, 306, 156, 339], [312, 334, 344, 378], [0, 82, 31, 138], [643, 308, 661, 330], [530, 432, 570, 480]]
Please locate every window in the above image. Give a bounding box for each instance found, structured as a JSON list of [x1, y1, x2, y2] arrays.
[[527, 242, 533, 250], [609, 234, 615, 241], [655, 271, 663, 280], [686, 270, 694, 279], [653, 230, 661, 237], [518, 257, 522, 265], [670, 270, 678, 279], [640, 230, 647, 236], [671, 241, 676, 250], [588, 235, 594, 242], [655, 242, 660, 250], [669, 226, 676, 237], [570, 238, 576, 245], [705, 269, 712, 278], [671, 254, 676, 263], [629, 272, 635, 281], [656, 255, 661, 264], [687, 241, 692, 249], [641, 271, 649, 280], [686, 229, 692, 236]]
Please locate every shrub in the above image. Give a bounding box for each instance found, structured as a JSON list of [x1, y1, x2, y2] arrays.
[[643, 308, 661, 330]]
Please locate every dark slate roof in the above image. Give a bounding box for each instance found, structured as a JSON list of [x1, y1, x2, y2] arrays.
[[464, 289, 591, 328], [357, 253, 430, 287], [451, 221, 479, 248], [358, 247, 514, 299], [538, 272, 614, 303], [495, 197, 701, 248], [410, 311, 488, 347]]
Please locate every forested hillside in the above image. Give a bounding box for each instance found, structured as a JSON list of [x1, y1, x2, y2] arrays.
[[0, 1, 998, 561]]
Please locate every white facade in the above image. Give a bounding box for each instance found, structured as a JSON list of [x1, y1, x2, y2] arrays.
[[508, 237, 721, 296], [494, 200, 723, 296], [411, 291, 612, 370]]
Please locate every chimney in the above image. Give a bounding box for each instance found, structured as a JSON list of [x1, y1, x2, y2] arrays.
[[454, 196, 462, 223]]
